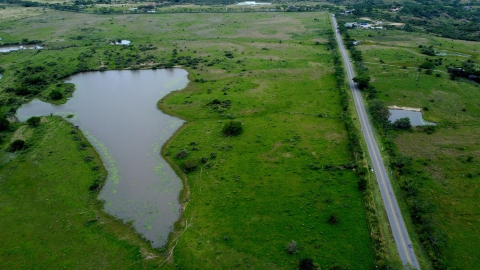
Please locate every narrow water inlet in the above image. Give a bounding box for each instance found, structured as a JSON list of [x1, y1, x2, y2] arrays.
[[16, 69, 189, 247]]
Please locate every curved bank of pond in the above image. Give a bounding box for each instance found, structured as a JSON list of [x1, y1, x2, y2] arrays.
[[16, 69, 189, 248]]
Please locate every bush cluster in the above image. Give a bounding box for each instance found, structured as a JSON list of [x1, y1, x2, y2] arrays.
[[27, 116, 41, 127], [222, 121, 242, 136], [8, 139, 26, 152]]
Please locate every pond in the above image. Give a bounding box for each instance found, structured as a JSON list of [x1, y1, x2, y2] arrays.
[[0, 44, 43, 53], [16, 69, 189, 248], [388, 109, 436, 126]]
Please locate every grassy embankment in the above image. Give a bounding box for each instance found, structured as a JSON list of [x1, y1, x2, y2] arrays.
[[0, 117, 163, 269], [349, 28, 480, 269], [0, 9, 375, 269]]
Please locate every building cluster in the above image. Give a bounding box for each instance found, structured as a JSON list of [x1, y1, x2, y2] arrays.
[[344, 21, 383, 30], [236, 1, 272, 6]]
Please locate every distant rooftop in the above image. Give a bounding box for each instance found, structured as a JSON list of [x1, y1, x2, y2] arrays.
[[236, 1, 272, 5]]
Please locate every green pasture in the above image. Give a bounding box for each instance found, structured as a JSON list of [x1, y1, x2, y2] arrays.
[[0, 10, 375, 269], [350, 28, 480, 269]]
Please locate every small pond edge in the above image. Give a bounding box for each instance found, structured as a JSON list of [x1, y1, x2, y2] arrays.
[[51, 115, 166, 259], [157, 72, 195, 264]]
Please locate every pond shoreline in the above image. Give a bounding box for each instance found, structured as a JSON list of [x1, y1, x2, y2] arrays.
[[16, 69, 190, 250], [156, 71, 196, 263]]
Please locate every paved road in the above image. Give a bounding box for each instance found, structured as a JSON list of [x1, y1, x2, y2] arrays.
[[331, 15, 420, 270]]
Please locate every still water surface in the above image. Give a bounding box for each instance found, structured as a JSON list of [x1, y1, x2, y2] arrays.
[[388, 109, 436, 126], [16, 69, 189, 247]]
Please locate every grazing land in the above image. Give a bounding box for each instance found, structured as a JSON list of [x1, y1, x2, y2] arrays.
[[157, 12, 374, 269], [348, 28, 480, 269], [0, 9, 376, 269]]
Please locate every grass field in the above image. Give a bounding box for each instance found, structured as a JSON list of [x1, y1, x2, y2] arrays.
[[348, 28, 480, 269], [0, 9, 376, 269], [156, 13, 376, 269]]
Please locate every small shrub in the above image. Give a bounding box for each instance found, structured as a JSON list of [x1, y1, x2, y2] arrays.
[[423, 125, 436, 134], [27, 116, 41, 127], [182, 159, 198, 173], [286, 240, 298, 254], [420, 45, 435, 56], [357, 177, 367, 191], [328, 213, 339, 225], [392, 117, 412, 130], [78, 142, 87, 150], [393, 154, 413, 175], [89, 178, 102, 191], [15, 86, 31, 96], [49, 90, 63, 100], [299, 258, 317, 270], [8, 140, 26, 152], [175, 149, 189, 159], [207, 99, 231, 110], [224, 51, 234, 59], [222, 121, 243, 136], [352, 74, 370, 90], [400, 178, 419, 197], [0, 116, 10, 132]]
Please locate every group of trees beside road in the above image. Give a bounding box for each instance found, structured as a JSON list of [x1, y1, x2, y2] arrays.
[[340, 23, 448, 269], [327, 29, 397, 268]]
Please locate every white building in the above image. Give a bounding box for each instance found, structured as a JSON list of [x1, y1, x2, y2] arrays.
[[237, 1, 272, 6]]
